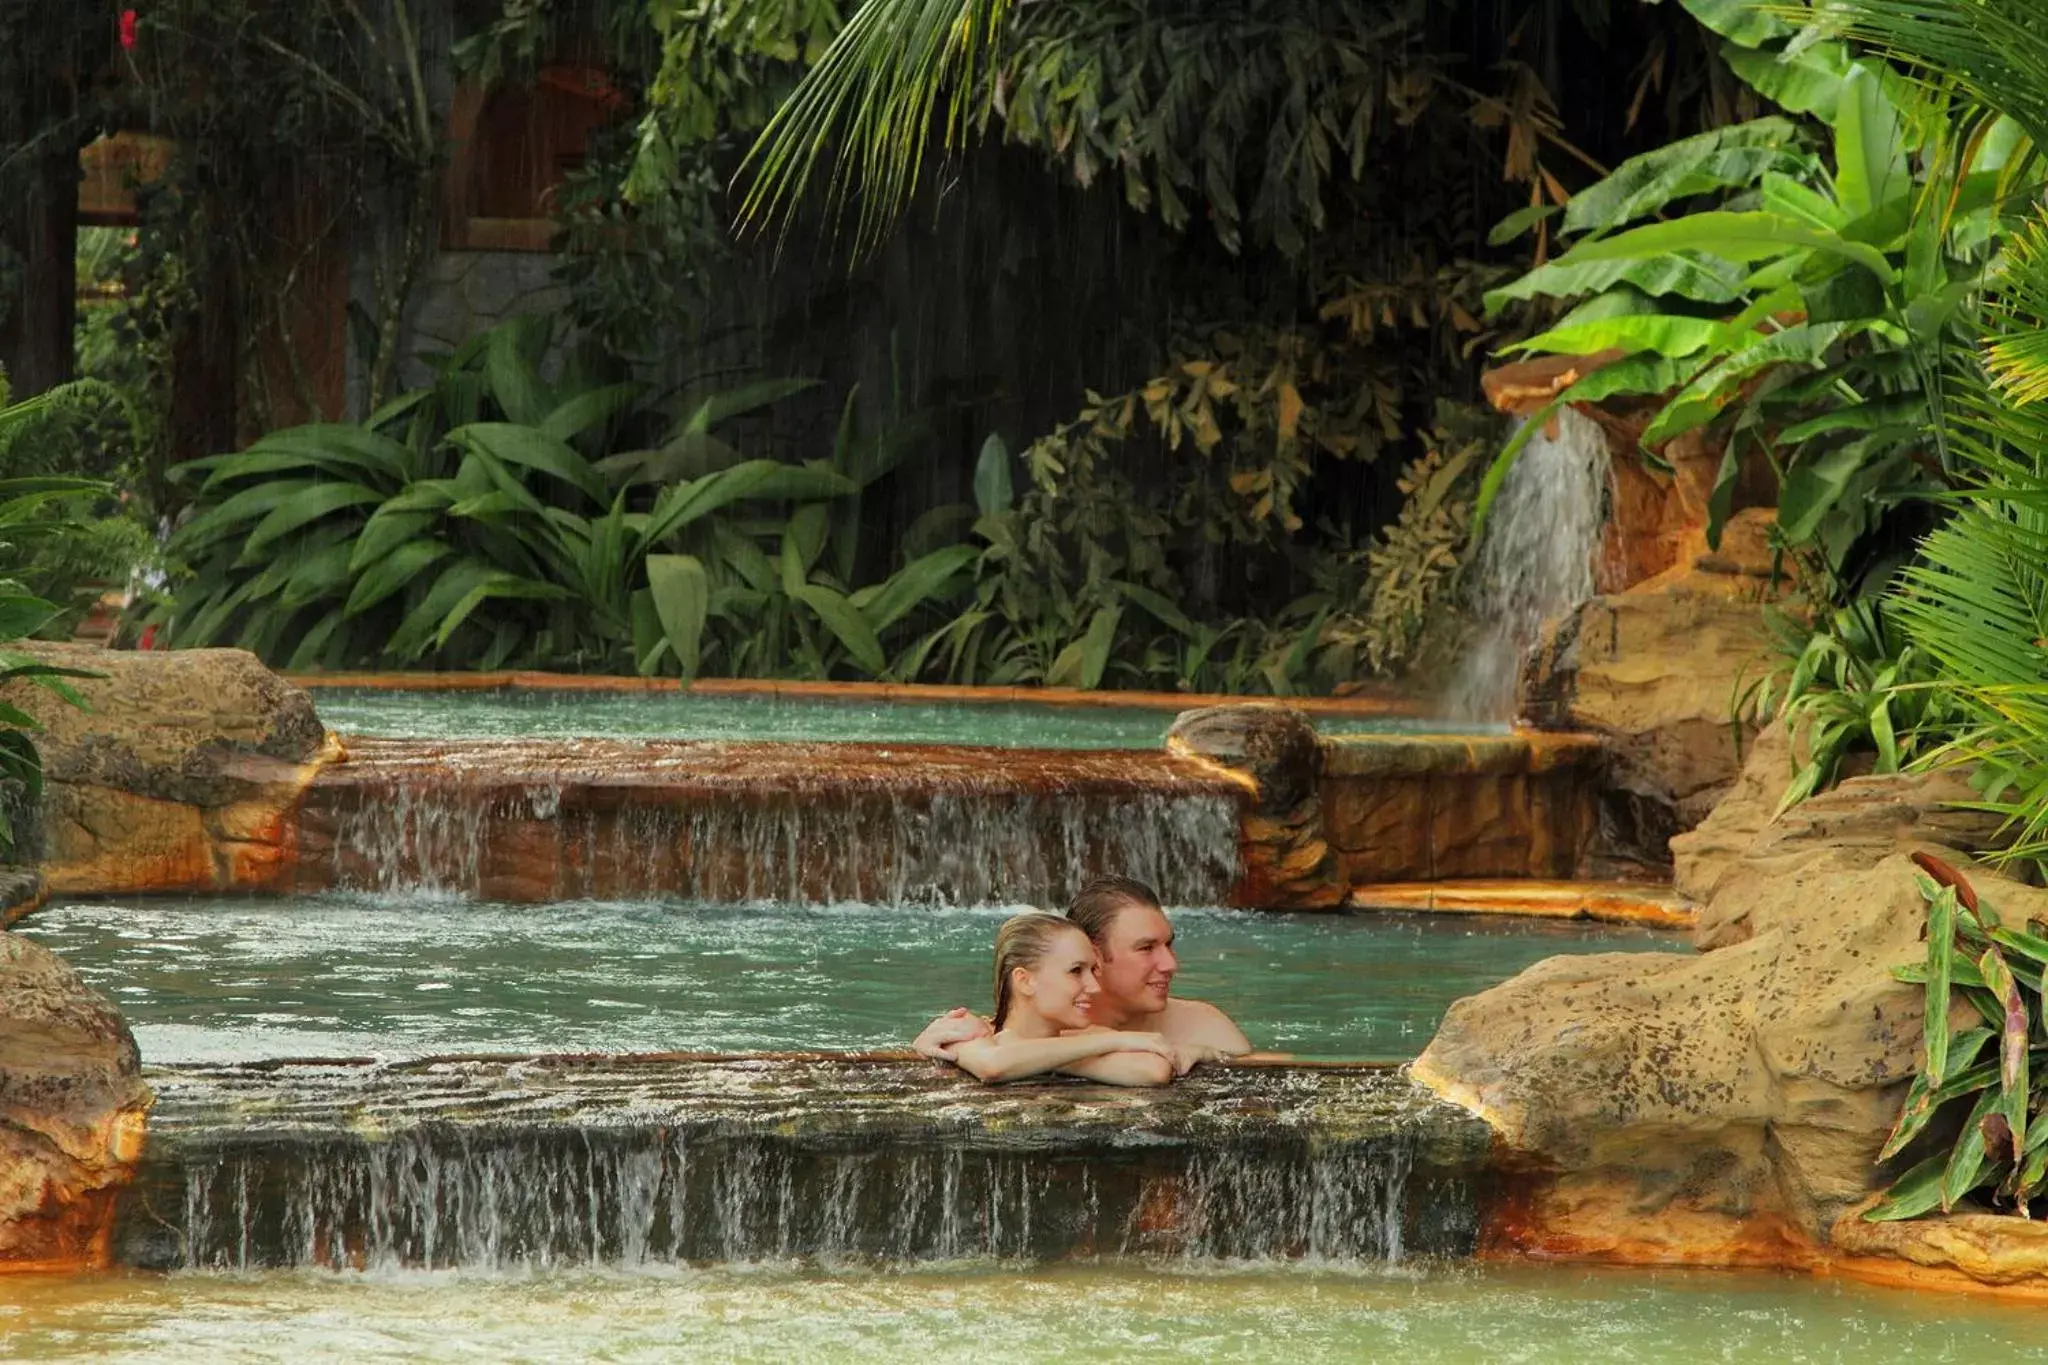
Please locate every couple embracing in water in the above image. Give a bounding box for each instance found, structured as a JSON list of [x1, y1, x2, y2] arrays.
[[910, 875, 1255, 1086]]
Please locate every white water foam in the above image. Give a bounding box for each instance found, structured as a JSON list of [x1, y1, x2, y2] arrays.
[[1448, 407, 1609, 720]]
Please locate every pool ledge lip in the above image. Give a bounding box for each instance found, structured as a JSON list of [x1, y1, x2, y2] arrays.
[[285, 671, 1428, 719], [1347, 880, 1697, 930], [140, 1047, 1409, 1076], [136, 1051, 1485, 1155]]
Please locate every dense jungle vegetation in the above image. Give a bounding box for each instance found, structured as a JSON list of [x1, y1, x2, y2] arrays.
[[3, 0, 1756, 691], [0, 1, 2041, 761]]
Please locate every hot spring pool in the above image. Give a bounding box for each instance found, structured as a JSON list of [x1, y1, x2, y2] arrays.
[[17, 897, 1678, 1063], [304, 686, 1490, 748], [0, 1262, 2025, 1363]]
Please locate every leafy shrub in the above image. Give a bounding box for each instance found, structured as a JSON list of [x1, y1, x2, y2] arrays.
[[1479, 9, 2038, 594], [1871, 855, 2048, 1221], [1749, 598, 1953, 813], [928, 401, 1488, 694], [0, 379, 157, 634], [0, 478, 110, 856], [156, 316, 979, 676]]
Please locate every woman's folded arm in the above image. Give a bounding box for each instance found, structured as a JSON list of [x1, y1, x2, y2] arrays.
[[948, 1030, 1173, 1084]]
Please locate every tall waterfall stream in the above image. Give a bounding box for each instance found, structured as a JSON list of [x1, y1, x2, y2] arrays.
[[1450, 408, 1610, 720]]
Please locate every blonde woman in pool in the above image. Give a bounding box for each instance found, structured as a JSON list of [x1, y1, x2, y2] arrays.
[[941, 912, 1223, 1086]]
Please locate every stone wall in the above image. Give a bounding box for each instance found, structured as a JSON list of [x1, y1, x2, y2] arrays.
[[1518, 540, 1782, 878], [1168, 706, 1607, 907]]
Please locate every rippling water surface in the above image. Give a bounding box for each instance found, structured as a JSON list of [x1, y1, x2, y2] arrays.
[[17, 898, 1677, 1062], [0, 1262, 2027, 1363], [306, 686, 1495, 747]]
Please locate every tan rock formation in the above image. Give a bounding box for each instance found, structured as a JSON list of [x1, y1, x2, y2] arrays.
[[1167, 708, 1607, 905], [1832, 1207, 2048, 1297], [1318, 732, 1601, 887], [1519, 576, 1778, 875], [0, 931, 150, 1272], [1413, 764, 2027, 1271], [1667, 720, 1796, 902], [0, 644, 336, 894]]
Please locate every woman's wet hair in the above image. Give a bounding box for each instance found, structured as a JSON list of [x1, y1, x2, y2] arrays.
[[1065, 875, 1163, 947], [991, 912, 1089, 1028]]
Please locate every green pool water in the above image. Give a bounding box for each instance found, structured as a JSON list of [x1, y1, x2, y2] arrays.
[[17, 897, 1677, 1063], [0, 1262, 2026, 1363], [305, 687, 1489, 748]]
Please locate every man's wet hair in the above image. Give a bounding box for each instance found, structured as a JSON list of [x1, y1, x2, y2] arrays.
[[1066, 875, 1164, 947]]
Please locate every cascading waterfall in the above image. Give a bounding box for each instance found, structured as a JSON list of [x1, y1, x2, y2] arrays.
[[139, 1126, 1473, 1271], [1449, 406, 1610, 720], [319, 781, 1242, 907]]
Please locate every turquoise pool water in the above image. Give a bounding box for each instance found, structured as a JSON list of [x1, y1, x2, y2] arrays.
[[0, 1262, 2027, 1363], [305, 687, 1489, 748], [17, 897, 1678, 1063]]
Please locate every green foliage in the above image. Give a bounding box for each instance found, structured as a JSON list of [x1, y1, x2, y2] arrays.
[[931, 394, 1489, 694], [981, 0, 1426, 257], [736, 0, 1010, 252], [0, 474, 112, 858], [1478, 9, 2040, 592], [1748, 599, 1952, 814], [1870, 861, 2048, 1222], [0, 380, 157, 633], [1346, 412, 1486, 675], [156, 316, 977, 678], [1835, 0, 2048, 150], [736, 0, 1615, 262]]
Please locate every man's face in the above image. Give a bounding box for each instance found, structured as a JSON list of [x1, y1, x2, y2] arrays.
[[1094, 902, 1177, 1015]]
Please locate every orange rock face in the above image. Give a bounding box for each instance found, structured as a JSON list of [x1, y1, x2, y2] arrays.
[[0, 933, 151, 1273], [0, 644, 335, 896], [1316, 733, 1604, 888], [1480, 357, 1785, 598]]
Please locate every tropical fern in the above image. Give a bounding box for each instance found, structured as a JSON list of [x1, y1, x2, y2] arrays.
[[735, 0, 1011, 252]]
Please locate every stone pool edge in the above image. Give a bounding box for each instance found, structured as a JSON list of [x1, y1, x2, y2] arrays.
[[118, 1052, 1496, 1271]]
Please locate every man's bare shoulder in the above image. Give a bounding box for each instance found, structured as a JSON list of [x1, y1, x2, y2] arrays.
[[1157, 998, 1252, 1052]]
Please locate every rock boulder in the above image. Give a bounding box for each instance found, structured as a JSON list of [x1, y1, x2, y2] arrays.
[[1519, 578, 1777, 875], [1413, 765, 2026, 1266], [0, 644, 336, 893], [1167, 705, 1340, 908], [0, 931, 150, 1272]]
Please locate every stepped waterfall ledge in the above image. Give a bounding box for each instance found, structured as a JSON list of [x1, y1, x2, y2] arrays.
[[293, 738, 1246, 907], [119, 1057, 1492, 1271]]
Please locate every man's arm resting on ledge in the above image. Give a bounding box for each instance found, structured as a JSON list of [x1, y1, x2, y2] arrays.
[[1165, 999, 1253, 1056]]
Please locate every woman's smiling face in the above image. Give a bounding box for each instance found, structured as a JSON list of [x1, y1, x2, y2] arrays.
[[1019, 926, 1102, 1030]]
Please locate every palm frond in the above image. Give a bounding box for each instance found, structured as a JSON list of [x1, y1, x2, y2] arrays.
[[1895, 507, 2048, 687], [735, 0, 1013, 255], [1830, 0, 2048, 147], [1986, 218, 2048, 406]]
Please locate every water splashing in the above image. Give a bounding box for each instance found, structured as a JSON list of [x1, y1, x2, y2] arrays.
[[310, 764, 1241, 907], [145, 1127, 1471, 1271], [1450, 408, 1610, 720]]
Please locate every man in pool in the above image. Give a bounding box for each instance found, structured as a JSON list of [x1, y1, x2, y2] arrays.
[[912, 874, 1253, 1067]]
